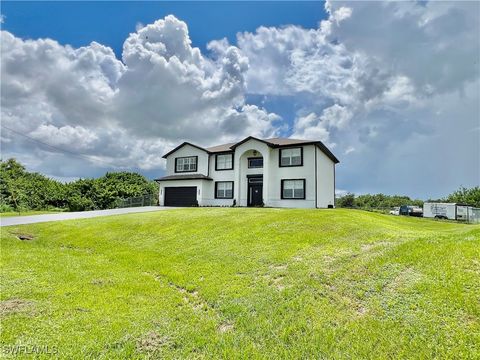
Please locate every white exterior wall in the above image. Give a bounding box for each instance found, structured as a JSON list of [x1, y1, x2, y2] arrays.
[[203, 153, 235, 206], [267, 145, 317, 208], [316, 147, 335, 208], [165, 144, 209, 175], [233, 140, 270, 207], [159, 140, 337, 209]]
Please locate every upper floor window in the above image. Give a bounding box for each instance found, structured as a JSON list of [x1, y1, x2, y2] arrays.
[[175, 156, 197, 173], [281, 179, 305, 199], [215, 153, 233, 170], [248, 157, 263, 168], [279, 147, 303, 167]]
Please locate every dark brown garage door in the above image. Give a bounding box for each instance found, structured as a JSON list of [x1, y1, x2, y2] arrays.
[[164, 187, 197, 207]]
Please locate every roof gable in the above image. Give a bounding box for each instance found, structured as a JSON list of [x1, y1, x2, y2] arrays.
[[162, 142, 208, 159], [229, 136, 273, 149]]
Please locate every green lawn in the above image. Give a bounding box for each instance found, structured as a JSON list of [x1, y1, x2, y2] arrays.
[[1, 208, 479, 359]]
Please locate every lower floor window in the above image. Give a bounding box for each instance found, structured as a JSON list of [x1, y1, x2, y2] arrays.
[[282, 179, 305, 199], [216, 181, 233, 199]]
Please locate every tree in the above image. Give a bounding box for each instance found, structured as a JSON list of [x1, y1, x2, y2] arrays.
[[445, 186, 480, 207], [336, 193, 355, 208], [1, 159, 158, 212]]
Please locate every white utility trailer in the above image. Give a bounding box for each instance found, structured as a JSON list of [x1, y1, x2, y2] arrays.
[[423, 202, 473, 221]]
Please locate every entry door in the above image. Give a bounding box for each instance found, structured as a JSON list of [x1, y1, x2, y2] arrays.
[[250, 185, 263, 206], [248, 176, 263, 207]]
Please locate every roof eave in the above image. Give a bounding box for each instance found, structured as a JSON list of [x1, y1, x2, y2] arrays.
[[229, 136, 275, 150], [161, 142, 210, 159], [314, 142, 340, 164]]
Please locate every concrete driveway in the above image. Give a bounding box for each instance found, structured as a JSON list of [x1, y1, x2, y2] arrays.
[[0, 206, 175, 227]]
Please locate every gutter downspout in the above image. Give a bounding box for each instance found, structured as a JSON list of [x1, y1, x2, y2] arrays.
[[207, 154, 210, 177]]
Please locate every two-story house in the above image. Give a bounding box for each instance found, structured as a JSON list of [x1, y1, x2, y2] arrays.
[[155, 136, 339, 208]]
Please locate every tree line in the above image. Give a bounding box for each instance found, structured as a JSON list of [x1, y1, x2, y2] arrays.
[[1, 158, 478, 213], [0, 159, 158, 212], [336, 187, 480, 209]]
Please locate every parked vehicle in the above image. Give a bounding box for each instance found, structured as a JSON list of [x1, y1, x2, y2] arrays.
[[389, 207, 400, 215], [423, 202, 474, 221], [399, 205, 423, 217]]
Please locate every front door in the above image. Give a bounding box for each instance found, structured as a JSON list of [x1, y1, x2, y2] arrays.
[[248, 177, 263, 206]]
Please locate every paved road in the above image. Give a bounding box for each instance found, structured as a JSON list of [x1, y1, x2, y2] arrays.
[[0, 206, 175, 227]]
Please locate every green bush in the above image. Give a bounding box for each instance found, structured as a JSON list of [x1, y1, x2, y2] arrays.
[[1, 158, 158, 212]]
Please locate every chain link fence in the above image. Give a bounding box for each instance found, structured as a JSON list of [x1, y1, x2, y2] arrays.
[[338, 206, 480, 223], [467, 208, 480, 224], [115, 194, 157, 208]]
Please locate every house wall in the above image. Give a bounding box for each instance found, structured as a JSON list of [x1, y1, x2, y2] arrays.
[[165, 144, 209, 175], [161, 140, 337, 209], [203, 153, 236, 206], [316, 147, 335, 208], [233, 140, 271, 207], [267, 144, 317, 208]]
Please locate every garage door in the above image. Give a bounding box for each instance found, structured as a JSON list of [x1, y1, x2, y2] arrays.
[[164, 187, 197, 207]]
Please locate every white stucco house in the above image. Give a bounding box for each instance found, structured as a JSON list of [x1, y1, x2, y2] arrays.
[[155, 136, 339, 208]]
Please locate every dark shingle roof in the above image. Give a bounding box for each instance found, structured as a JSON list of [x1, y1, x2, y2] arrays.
[[264, 137, 317, 146], [155, 174, 213, 182], [162, 137, 339, 163], [205, 142, 236, 153]]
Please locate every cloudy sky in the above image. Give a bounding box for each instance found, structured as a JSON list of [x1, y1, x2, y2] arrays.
[[1, 1, 479, 199]]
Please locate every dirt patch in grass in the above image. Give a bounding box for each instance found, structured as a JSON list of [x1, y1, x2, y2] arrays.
[[270, 264, 287, 271], [136, 331, 173, 353], [59, 244, 94, 253], [0, 298, 34, 315], [8, 231, 36, 241], [218, 322, 234, 333], [360, 241, 395, 252], [91, 279, 114, 287], [270, 276, 285, 291], [387, 267, 423, 292]]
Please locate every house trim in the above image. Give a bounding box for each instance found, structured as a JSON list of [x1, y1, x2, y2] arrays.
[[162, 142, 208, 159], [280, 178, 306, 200], [214, 181, 234, 199], [229, 136, 273, 150], [174, 156, 198, 173], [247, 157, 264, 169], [279, 146, 304, 168], [215, 152, 234, 171]]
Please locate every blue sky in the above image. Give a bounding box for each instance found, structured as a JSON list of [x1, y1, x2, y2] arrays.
[[1, 1, 324, 140], [1, 1, 327, 56], [1, 1, 478, 199]]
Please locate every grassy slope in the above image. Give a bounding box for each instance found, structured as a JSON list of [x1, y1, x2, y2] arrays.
[[1, 208, 479, 359]]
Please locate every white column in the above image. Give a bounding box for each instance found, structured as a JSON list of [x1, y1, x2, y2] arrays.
[[234, 152, 241, 205], [263, 149, 270, 206]]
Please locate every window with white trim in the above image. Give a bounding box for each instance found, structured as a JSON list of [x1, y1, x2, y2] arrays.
[[216, 181, 233, 199], [216, 154, 233, 170], [176, 156, 197, 172], [280, 148, 302, 166], [282, 179, 305, 199]]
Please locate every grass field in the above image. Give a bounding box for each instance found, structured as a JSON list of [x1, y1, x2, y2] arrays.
[[1, 208, 479, 359]]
